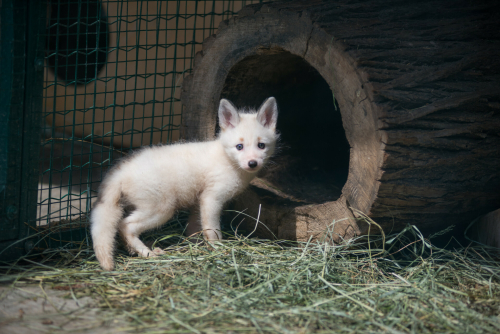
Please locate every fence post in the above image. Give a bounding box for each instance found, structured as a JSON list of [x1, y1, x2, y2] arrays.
[[0, 0, 45, 261]]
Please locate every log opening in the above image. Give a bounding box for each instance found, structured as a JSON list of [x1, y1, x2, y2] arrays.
[[181, 0, 385, 241], [220, 50, 350, 204]]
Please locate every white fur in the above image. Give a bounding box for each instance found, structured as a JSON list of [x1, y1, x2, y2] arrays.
[[91, 97, 279, 270]]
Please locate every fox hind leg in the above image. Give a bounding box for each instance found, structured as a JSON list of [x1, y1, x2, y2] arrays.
[[119, 207, 174, 258]]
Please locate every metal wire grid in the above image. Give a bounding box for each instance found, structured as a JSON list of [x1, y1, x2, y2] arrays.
[[37, 0, 264, 245]]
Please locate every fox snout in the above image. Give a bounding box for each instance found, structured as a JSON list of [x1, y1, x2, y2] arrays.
[[243, 158, 262, 172]]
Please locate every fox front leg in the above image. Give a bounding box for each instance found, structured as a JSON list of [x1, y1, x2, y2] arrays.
[[199, 193, 223, 241]]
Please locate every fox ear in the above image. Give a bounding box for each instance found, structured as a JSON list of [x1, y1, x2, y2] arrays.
[[218, 99, 240, 130], [257, 97, 278, 129]]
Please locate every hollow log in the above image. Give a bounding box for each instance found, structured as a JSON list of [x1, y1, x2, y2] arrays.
[[181, 0, 500, 241]]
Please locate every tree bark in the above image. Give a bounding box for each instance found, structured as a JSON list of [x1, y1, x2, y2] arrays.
[[181, 0, 500, 241]]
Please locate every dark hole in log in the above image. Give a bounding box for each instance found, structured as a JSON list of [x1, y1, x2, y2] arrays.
[[220, 50, 350, 204]]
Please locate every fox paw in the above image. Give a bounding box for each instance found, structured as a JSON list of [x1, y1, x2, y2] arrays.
[[138, 248, 157, 258], [152, 248, 166, 255]]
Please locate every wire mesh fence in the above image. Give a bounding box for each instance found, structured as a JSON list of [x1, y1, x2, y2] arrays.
[[1, 0, 266, 254]]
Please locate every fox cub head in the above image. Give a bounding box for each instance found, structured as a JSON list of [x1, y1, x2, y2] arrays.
[[218, 97, 278, 173]]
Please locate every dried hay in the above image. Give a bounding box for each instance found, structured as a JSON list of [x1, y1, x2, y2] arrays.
[[1, 214, 499, 333]]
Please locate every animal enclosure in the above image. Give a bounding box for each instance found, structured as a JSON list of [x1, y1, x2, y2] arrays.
[[0, 0, 266, 261], [1, 1, 499, 332], [1, 0, 499, 262]]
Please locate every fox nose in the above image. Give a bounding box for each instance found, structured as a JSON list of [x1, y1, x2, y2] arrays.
[[248, 160, 258, 168]]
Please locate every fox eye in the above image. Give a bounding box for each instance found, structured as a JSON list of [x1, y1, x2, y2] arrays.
[[258, 143, 265, 149], [236, 144, 244, 150]]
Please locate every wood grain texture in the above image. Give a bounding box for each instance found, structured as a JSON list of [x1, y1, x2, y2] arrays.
[[181, 0, 500, 241]]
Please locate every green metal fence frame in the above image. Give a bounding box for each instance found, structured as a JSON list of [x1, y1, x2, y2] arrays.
[[0, 0, 46, 261]]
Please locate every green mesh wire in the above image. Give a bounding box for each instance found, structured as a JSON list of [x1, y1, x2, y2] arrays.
[[36, 0, 265, 247]]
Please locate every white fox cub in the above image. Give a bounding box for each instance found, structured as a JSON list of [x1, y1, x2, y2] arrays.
[[91, 97, 279, 270]]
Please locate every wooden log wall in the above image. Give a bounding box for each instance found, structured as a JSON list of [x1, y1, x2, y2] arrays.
[[181, 0, 500, 241]]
